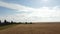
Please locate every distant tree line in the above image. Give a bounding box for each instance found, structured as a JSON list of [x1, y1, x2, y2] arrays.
[[0, 20, 32, 26]]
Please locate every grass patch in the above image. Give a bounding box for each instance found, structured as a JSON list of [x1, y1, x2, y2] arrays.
[[0, 24, 19, 30]]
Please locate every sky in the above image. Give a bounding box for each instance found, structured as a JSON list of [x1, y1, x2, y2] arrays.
[[0, 0, 60, 22]]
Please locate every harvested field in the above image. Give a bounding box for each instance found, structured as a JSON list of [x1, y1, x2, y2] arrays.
[[0, 23, 60, 34]]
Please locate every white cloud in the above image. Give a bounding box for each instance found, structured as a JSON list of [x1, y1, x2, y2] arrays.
[[0, 13, 29, 22], [0, 1, 60, 22], [41, 0, 50, 3], [42, 0, 48, 2], [0, 1, 34, 12]]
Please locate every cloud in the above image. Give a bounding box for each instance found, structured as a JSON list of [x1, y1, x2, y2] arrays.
[[0, 1, 60, 22], [41, 0, 49, 2], [0, 1, 34, 12], [0, 13, 29, 22]]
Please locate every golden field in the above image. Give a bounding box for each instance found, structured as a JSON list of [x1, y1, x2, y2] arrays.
[[0, 23, 60, 34]]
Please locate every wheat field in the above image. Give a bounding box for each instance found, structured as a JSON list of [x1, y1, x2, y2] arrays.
[[0, 23, 60, 34]]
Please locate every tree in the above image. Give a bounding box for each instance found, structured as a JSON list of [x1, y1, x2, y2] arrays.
[[11, 21, 13, 24], [30, 22, 32, 24], [0, 20, 1, 24], [4, 20, 8, 24], [25, 22, 27, 24]]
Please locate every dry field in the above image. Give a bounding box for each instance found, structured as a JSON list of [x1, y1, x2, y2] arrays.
[[0, 23, 60, 34]]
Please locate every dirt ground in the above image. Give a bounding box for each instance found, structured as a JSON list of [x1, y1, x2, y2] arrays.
[[0, 23, 60, 34]]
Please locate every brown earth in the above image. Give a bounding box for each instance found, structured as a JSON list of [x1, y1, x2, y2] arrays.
[[0, 23, 60, 34]]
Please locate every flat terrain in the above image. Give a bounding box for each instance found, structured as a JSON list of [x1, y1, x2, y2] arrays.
[[0, 24, 19, 30], [0, 23, 60, 34]]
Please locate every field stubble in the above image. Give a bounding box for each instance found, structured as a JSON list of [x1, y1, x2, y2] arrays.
[[0, 23, 60, 34]]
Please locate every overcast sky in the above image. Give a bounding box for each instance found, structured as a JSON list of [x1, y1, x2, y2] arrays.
[[0, 0, 60, 22]]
